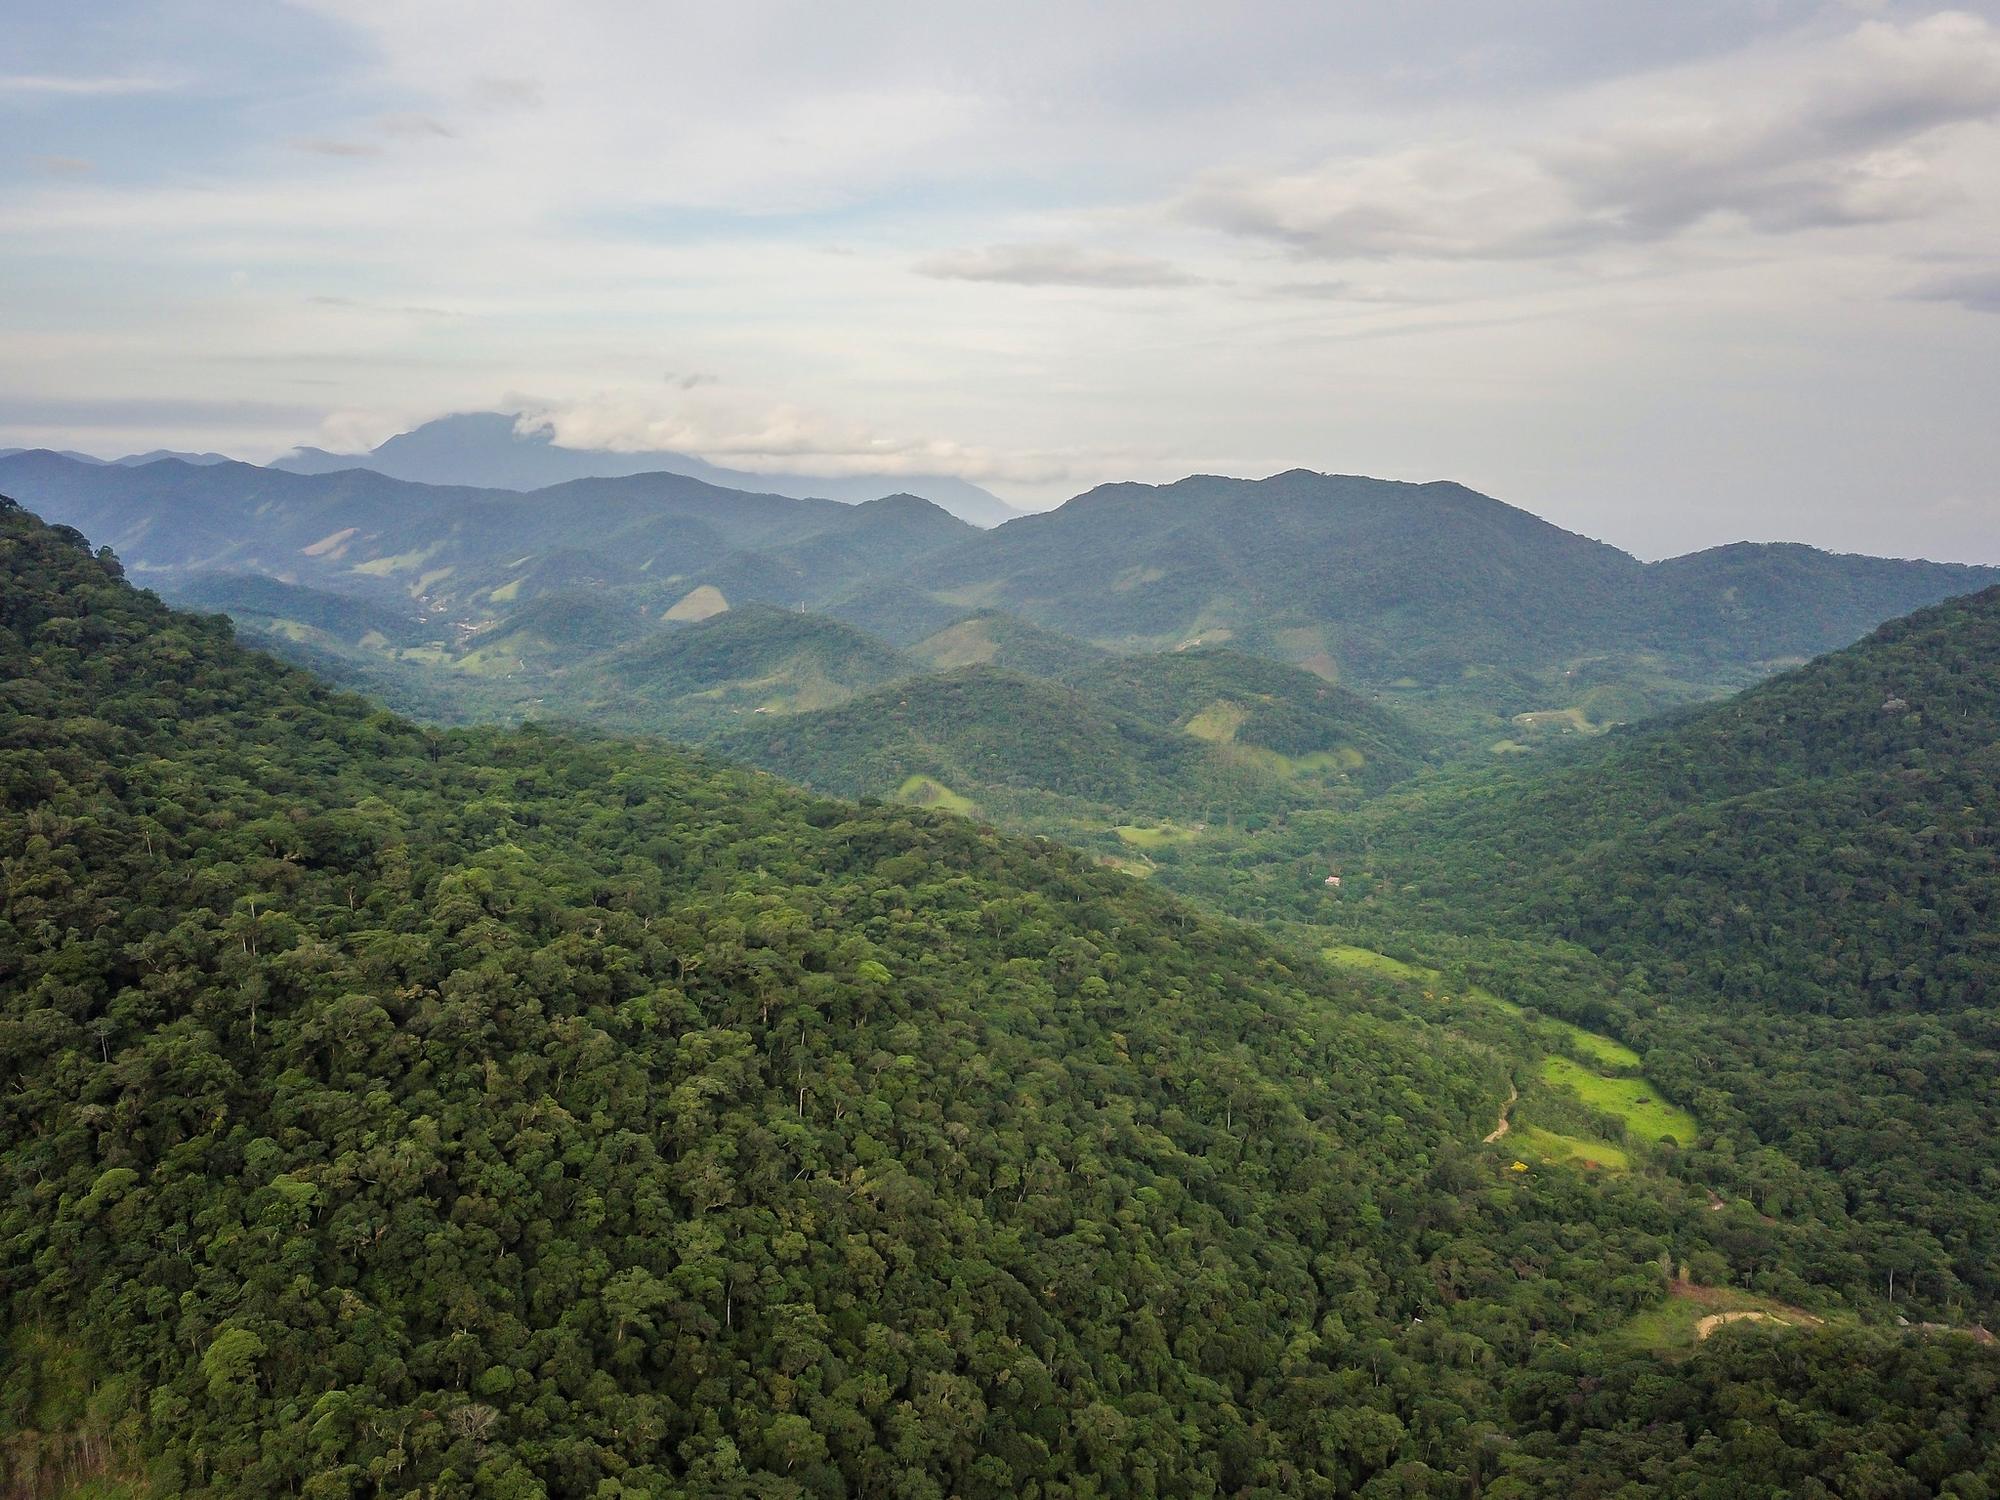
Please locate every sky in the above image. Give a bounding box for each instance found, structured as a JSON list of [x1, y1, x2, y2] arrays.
[[3, 1, 1998, 562]]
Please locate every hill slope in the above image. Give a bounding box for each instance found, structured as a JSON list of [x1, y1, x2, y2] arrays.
[[911, 470, 1998, 720], [563, 603, 919, 736], [1068, 648, 1429, 794], [0, 498, 1575, 1494], [1196, 590, 2000, 1320], [5, 498, 2000, 1495], [719, 666, 1212, 810], [6, 453, 1991, 756], [1353, 586, 2000, 1015]]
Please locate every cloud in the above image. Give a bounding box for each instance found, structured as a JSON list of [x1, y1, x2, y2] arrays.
[[0, 72, 177, 97], [290, 137, 385, 158], [1182, 12, 2000, 260], [1254, 278, 1416, 303], [377, 112, 455, 138], [309, 294, 458, 318], [468, 75, 542, 111], [510, 392, 1084, 485], [0, 394, 323, 428], [915, 242, 1200, 288], [1905, 267, 2000, 312], [35, 155, 94, 177]]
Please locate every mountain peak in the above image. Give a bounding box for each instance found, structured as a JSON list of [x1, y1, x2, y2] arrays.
[[269, 410, 1019, 526]]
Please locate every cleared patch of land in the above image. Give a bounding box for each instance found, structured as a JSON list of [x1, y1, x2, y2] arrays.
[[1320, 944, 1699, 1162], [1616, 1281, 1821, 1355], [1114, 822, 1201, 849], [895, 775, 977, 815], [1097, 854, 1154, 879], [1322, 944, 1433, 982], [1510, 706, 1610, 735], [1541, 1055, 1698, 1145], [1514, 1124, 1630, 1172], [1562, 1029, 1643, 1070], [1184, 700, 1249, 743]]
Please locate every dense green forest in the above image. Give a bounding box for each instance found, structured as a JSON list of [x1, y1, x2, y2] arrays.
[[4, 498, 1999, 1497], [1138, 594, 2000, 1328]]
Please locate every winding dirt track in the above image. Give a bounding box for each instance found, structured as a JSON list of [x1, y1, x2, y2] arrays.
[[1695, 1310, 1788, 1339], [1483, 1083, 1518, 1145]]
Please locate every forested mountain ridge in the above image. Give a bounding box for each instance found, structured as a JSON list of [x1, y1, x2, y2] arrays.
[[1157, 587, 2000, 1339], [716, 652, 1427, 842], [908, 470, 1999, 690], [5, 498, 2000, 1494], [3, 451, 1992, 755], [0, 449, 857, 622], [1327, 585, 2000, 1016]]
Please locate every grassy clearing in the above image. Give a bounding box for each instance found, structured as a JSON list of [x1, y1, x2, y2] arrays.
[[301, 526, 356, 558], [895, 775, 977, 815], [1322, 945, 1435, 982], [1319, 944, 1695, 1156], [1541, 1055, 1697, 1145], [1097, 854, 1153, 879], [1291, 746, 1366, 774], [1555, 1025, 1643, 1070], [1510, 706, 1607, 735], [1114, 822, 1200, 849], [1615, 1283, 1820, 1356], [350, 546, 437, 578], [911, 618, 998, 670], [664, 585, 728, 622], [1184, 701, 1249, 744], [1515, 1124, 1630, 1171]]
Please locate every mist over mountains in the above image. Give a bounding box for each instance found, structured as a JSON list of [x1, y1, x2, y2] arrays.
[[279, 412, 1025, 527]]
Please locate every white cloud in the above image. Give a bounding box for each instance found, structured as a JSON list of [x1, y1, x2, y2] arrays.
[[1182, 12, 2000, 260], [5, 3, 2000, 556], [512, 392, 1088, 485], [0, 72, 178, 96], [290, 137, 385, 158], [915, 243, 1199, 288]]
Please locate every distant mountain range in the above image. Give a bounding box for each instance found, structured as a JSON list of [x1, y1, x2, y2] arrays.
[[1, 447, 1993, 760], [3, 410, 1020, 527], [0, 446, 232, 467], [268, 411, 1023, 527]]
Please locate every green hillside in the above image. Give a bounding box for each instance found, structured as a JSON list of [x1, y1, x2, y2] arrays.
[[1067, 648, 1429, 793], [7, 502, 2000, 1494], [586, 604, 916, 734], [905, 470, 1997, 734], [5, 454, 1993, 757], [173, 573, 434, 652], [0, 498, 1697, 1492], [716, 655, 1420, 844], [1151, 590, 2000, 1322], [457, 591, 663, 665], [695, 494, 978, 613], [1341, 587, 2000, 1016], [907, 610, 1109, 678], [718, 666, 1206, 809]]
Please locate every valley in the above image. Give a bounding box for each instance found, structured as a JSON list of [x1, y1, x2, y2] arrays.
[[2, 465, 1997, 1496]]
